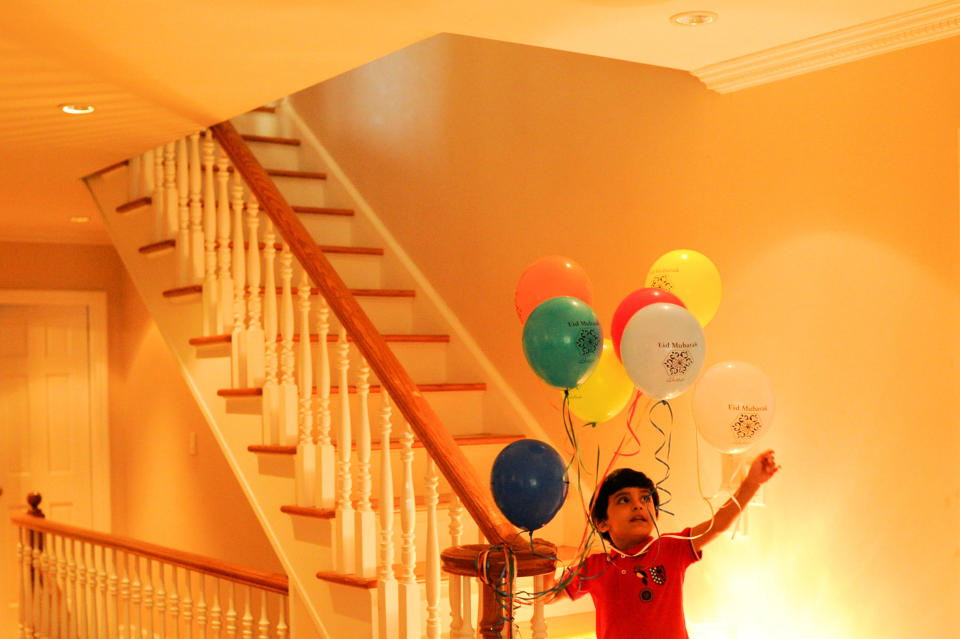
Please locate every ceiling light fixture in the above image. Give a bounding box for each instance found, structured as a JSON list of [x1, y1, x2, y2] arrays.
[[69, 216, 91, 224], [59, 104, 95, 115], [670, 11, 718, 26]]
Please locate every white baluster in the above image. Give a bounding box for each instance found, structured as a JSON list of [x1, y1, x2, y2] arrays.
[[225, 583, 238, 639], [531, 575, 548, 639], [142, 149, 155, 211], [57, 535, 68, 638], [189, 132, 204, 283], [246, 199, 265, 387], [241, 586, 254, 639], [120, 551, 131, 639], [52, 533, 64, 639], [164, 142, 178, 241], [169, 565, 181, 639], [28, 531, 38, 639], [274, 596, 288, 639], [449, 498, 474, 639], [131, 555, 142, 639], [378, 393, 399, 639], [257, 591, 269, 639], [92, 544, 104, 638], [109, 548, 120, 639], [67, 537, 79, 639], [314, 297, 335, 508], [296, 271, 316, 506], [210, 579, 223, 638], [355, 357, 376, 578], [153, 145, 165, 241], [426, 459, 441, 639], [261, 219, 280, 445], [197, 574, 208, 638], [143, 558, 155, 639], [399, 424, 419, 639], [216, 153, 234, 333], [177, 137, 191, 285], [335, 327, 356, 574], [202, 131, 218, 337], [230, 172, 248, 388], [183, 569, 194, 639], [76, 540, 88, 639], [278, 244, 298, 446], [127, 154, 141, 201], [156, 563, 167, 639], [47, 533, 59, 639], [37, 532, 49, 639], [17, 528, 26, 639]]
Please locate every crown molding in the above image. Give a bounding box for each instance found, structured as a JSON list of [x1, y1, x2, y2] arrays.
[[692, 1, 960, 93]]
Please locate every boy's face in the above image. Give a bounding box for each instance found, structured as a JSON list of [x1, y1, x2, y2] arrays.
[[597, 486, 658, 550]]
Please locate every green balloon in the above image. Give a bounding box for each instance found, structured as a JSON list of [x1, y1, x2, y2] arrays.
[[522, 296, 602, 389]]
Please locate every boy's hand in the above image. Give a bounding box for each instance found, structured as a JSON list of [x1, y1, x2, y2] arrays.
[[746, 449, 781, 486]]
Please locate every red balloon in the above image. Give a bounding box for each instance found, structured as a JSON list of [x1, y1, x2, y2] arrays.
[[611, 288, 686, 360], [515, 256, 594, 324]]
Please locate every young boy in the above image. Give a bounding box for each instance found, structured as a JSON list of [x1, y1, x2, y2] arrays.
[[546, 449, 780, 639]]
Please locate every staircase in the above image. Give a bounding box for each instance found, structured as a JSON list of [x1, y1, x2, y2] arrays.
[[84, 100, 593, 638]]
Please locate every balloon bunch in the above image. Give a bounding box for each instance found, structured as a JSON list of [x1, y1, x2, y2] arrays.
[[512, 251, 776, 487]]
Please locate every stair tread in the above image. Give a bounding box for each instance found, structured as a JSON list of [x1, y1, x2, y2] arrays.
[[252, 106, 276, 114], [117, 196, 151, 213], [248, 433, 523, 456], [219, 382, 486, 397], [140, 239, 382, 256], [316, 563, 428, 589], [292, 205, 354, 216], [241, 134, 300, 146], [267, 168, 326, 180], [164, 285, 414, 299], [191, 333, 448, 346], [282, 494, 455, 520], [139, 239, 176, 254]]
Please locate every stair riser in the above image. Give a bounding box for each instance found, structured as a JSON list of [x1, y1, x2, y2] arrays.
[[274, 175, 326, 207], [305, 341, 449, 384], [231, 111, 284, 138], [224, 387, 486, 435], [248, 142, 302, 170], [297, 212, 353, 246]]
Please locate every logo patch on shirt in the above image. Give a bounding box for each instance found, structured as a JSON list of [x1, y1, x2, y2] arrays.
[[633, 566, 648, 585], [649, 565, 666, 585]]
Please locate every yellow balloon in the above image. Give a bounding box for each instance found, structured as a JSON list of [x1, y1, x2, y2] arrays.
[[645, 249, 722, 327], [568, 339, 636, 423]]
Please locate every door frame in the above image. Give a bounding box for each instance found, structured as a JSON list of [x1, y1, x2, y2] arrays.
[[0, 288, 111, 530]]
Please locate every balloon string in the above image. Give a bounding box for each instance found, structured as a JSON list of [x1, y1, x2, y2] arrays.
[[649, 399, 675, 516]]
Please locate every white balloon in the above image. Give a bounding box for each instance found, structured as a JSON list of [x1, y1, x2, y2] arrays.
[[619, 303, 705, 400], [692, 361, 775, 454]]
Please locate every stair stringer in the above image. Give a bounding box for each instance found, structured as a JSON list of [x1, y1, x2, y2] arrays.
[[85, 167, 373, 639]]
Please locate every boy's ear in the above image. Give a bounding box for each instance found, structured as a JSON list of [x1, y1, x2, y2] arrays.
[[595, 519, 610, 534]]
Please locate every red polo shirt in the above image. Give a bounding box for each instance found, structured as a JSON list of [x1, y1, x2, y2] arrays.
[[565, 529, 701, 639]]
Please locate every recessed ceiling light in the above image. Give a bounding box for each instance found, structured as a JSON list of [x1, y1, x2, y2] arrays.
[[59, 104, 95, 115], [70, 216, 91, 224], [670, 11, 718, 26]]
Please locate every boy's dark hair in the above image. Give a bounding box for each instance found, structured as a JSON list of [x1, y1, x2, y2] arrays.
[[590, 468, 660, 542]]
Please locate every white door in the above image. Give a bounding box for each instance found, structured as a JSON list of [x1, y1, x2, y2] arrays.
[[0, 303, 96, 634]]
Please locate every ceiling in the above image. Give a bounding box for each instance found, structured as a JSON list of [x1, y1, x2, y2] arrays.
[[1, 0, 955, 244]]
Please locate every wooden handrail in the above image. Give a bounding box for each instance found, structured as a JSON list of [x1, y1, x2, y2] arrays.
[[11, 513, 288, 594], [212, 121, 519, 547]]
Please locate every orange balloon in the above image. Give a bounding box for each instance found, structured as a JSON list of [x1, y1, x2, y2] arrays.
[[515, 256, 594, 324]]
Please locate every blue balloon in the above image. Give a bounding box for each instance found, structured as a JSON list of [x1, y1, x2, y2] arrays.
[[490, 440, 568, 531]]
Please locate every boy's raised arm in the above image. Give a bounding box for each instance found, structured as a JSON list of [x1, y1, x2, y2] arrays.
[[690, 450, 780, 553]]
